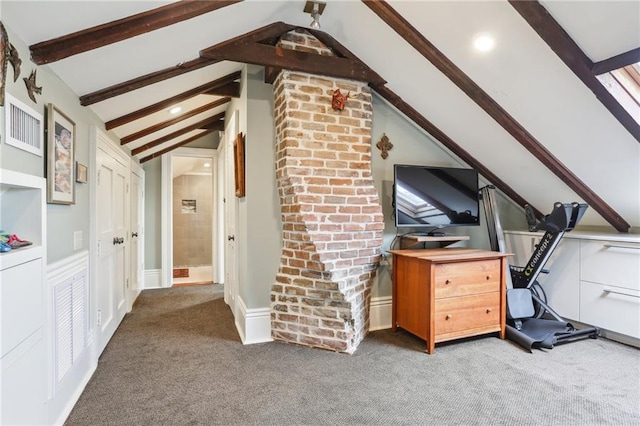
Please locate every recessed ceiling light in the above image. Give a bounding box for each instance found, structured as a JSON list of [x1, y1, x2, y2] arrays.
[[169, 106, 182, 115], [473, 34, 495, 52]]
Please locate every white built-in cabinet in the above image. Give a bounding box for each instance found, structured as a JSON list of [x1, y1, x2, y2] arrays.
[[0, 169, 47, 425], [504, 230, 640, 345]]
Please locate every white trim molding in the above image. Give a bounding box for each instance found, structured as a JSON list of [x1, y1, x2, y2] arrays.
[[144, 269, 163, 289], [369, 296, 392, 331], [235, 297, 273, 345], [234, 295, 392, 344]]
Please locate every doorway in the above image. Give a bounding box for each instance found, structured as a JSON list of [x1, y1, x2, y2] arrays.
[[161, 147, 219, 288], [172, 155, 214, 286]]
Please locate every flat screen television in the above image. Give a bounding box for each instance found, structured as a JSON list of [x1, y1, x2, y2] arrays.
[[393, 164, 480, 232]]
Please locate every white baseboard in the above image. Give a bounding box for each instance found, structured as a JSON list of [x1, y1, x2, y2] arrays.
[[369, 296, 392, 331], [235, 297, 273, 345], [234, 295, 391, 344], [144, 269, 162, 289]]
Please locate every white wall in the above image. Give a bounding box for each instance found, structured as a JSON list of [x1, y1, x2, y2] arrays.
[[242, 66, 282, 308], [0, 23, 120, 264], [370, 93, 527, 298]]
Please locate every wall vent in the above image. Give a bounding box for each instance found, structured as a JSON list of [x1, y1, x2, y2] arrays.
[[3, 93, 43, 157], [48, 251, 89, 395]]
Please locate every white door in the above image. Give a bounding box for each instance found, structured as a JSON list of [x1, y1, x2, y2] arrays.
[[129, 162, 144, 310], [95, 139, 129, 355], [224, 111, 239, 311]]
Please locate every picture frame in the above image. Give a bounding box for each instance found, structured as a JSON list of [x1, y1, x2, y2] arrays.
[[46, 103, 76, 204], [76, 161, 87, 183], [234, 131, 245, 197]]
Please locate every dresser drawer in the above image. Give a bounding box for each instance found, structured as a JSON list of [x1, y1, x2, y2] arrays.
[[580, 281, 640, 339], [435, 292, 501, 337], [435, 260, 501, 299], [580, 240, 640, 291]]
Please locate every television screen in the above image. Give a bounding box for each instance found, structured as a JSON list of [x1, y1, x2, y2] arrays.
[[393, 164, 480, 229]]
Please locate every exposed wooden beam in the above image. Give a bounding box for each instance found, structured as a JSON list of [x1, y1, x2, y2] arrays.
[[264, 67, 281, 84], [200, 120, 226, 131], [121, 98, 230, 145], [372, 84, 542, 219], [200, 21, 298, 55], [508, 0, 640, 144], [364, 0, 630, 232], [204, 81, 240, 97], [80, 57, 220, 106], [139, 130, 216, 163], [202, 42, 383, 85], [105, 72, 239, 130], [592, 48, 640, 76], [30, 0, 242, 65], [131, 113, 224, 156], [199, 22, 385, 85]]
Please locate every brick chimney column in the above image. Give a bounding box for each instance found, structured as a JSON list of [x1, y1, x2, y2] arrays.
[[269, 30, 384, 354]]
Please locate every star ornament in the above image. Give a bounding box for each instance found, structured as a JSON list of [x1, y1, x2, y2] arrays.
[[23, 69, 42, 103]]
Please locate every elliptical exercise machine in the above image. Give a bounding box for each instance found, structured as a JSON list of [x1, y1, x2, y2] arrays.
[[480, 186, 600, 351]]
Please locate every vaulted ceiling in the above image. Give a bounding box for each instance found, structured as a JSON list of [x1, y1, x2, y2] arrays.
[[3, 0, 639, 231]]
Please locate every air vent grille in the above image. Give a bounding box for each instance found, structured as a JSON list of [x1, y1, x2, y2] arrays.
[[3, 93, 43, 157]]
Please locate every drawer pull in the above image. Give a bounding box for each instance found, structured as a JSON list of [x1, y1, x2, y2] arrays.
[[486, 275, 492, 280], [445, 279, 452, 285], [486, 308, 492, 314], [603, 288, 640, 299], [603, 244, 640, 250], [445, 314, 452, 320]]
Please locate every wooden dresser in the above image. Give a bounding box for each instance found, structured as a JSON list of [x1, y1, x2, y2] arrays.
[[389, 248, 511, 354]]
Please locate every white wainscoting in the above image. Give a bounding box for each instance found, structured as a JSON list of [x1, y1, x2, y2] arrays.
[[144, 269, 163, 289], [46, 251, 96, 425]]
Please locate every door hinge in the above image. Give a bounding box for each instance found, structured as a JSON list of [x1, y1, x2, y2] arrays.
[[97, 240, 101, 257], [97, 170, 101, 185], [97, 310, 102, 326]]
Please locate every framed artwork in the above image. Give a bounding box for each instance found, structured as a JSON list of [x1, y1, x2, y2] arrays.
[[234, 131, 245, 197], [47, 103, 76, 204]]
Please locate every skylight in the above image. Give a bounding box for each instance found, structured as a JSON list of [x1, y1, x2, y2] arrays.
[[596, 63, 640, 125]]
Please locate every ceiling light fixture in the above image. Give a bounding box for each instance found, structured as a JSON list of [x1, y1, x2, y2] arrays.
[[169, 106, 182, 115], [304, 1, 326, 30], [203, 162, 211, 168], [473, 34, 496, 52]]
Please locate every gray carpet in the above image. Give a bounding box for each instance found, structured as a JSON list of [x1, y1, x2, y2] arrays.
[[65, 285, 640, 425]]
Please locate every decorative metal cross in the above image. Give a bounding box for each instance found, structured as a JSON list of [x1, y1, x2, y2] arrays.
[[376, 133, 393, 159]]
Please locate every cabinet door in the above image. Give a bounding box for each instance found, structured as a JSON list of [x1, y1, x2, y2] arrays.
[[0, 258, 43, 357]]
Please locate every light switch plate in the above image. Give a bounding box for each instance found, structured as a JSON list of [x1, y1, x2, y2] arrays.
[[73, 231, 83, 251]]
